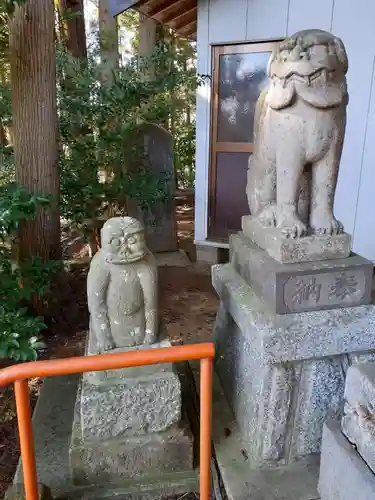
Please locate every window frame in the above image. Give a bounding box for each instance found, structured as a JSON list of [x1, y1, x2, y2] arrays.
[[207, 41, 279, 241]]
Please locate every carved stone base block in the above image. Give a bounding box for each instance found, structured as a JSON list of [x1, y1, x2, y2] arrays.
[[71, 371, 194, 487], [70, 410, 193, 486], [242, 215, 351, 263], [342, 363, 375, 474], [212, 263, 375, 465], [80, 367, 181, 441], [70, 330, 194, 489], [231, 232, 373, 314], [318, 420, 375, 500]]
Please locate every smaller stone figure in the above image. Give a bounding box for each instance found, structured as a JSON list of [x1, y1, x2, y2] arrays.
[[87, 216, 158, 352]]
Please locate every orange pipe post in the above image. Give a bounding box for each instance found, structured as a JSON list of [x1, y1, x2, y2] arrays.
[[14, 380, 39, 500], [200, 357, 213, 500]]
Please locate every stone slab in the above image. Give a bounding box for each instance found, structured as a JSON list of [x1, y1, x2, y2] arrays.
[[189, 361, 320, 500], [5, 484, 52, 500], [14, 374, 199, 500], [71, 407, 193, 485], [318, 419, 375, 500], [231, 232, 373, 314], [242, 215, 351, 264], [78, 474, 199, 500], [341, 363, 375, 474], [212, 263, 375, 463], [85, 336, 173, 385], [80, 367, 181, 440]]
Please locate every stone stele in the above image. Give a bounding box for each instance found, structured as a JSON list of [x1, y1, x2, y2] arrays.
[[244, 29, 351, 263], [126, 123, 178, 254]]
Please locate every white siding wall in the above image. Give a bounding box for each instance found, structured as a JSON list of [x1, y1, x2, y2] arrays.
[[195, 0, 375, 262]]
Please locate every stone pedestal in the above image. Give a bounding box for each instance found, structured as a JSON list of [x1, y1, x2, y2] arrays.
[[212, 231, 375, 497], [231, 233, 373, 314], [69, 338, 194, 487], [242, 215, 351, 264]]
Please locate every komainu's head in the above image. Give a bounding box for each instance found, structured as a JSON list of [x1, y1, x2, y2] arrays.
[[267, 29, 349, 110], [101, 216, 147, 263]]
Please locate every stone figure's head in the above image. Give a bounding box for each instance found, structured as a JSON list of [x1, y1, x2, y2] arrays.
[[267, 29, 349, 110], [101, 217, 147, 264]]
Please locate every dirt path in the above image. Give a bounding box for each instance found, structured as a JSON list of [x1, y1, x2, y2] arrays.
[[0, 194, 218, 497]]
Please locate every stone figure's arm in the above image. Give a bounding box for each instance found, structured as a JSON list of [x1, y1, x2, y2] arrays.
[[87, 253, 115, 352], [139, 253, 159, 345]]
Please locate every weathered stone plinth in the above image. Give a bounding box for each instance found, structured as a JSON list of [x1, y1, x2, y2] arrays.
[[231, 232, 373, 314], [80, 340, 181, 441], [212, 263, 375, 465], [11, 373, 199, 500], [71, 389, 193, 485], [341, 363, 375, 474], [242, 215, 351, 264], [318, 420, 375, 500], [80, 369, 181, 441], [70, 337, 194, 488]]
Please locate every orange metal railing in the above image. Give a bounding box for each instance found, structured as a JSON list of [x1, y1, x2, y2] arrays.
[[0, 343, 215, 500]]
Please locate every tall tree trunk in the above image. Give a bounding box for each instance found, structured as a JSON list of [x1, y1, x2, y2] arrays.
[[138, 16, 169, 128], [57, 0, 88, 138], [138, 14, 157, 65], [0, 122, 6, 146], [9, 0, 60, 265], [98, 0, 119, 207], [58, 0, 87, 60], [99, 0, 119, 85], [138, 16, 168, 77]]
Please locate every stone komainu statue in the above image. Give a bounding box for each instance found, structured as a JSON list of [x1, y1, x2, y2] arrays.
[[87, 217, 158, 353], [246, 29, 349, 239]]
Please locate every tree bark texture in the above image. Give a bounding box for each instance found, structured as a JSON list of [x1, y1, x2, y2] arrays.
[[99, 0, 118, 85], [9, 0, 61, 262], [138, 14, 157, 61], [138, 15, 167, 77], [58, 0, 87, 60]]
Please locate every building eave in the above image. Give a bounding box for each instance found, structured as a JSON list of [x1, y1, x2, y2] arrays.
[[108, 0, 197, 40]]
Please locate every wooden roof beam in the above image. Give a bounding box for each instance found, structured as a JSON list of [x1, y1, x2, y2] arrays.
[[170, 7, 197, 29], [148, 0, 180, 17], [162, 0, 196, 23], [179, 20, 197, 37]]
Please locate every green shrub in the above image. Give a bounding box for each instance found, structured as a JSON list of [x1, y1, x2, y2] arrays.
[[0, 184, 59, 361]]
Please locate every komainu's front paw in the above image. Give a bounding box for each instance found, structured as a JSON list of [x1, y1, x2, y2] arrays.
[[277, 210, 307, 239], [257, 204, 277, 228], [311, 213, 344, 236]]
